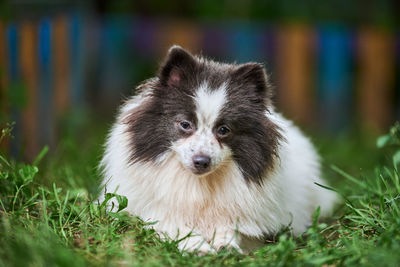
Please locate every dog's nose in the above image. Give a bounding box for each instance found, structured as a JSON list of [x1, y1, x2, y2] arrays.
[[192, 155, 211, 172]]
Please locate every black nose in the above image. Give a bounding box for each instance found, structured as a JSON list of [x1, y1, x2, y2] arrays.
[[192, 155, 211, 172]]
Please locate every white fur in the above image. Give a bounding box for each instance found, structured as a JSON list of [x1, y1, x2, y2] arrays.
[[100, 84, 337, 254], [194, 82, 227, 126], [172, 82, 231, 174]]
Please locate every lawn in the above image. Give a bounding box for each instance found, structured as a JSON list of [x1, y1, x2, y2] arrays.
[[1, 118, 400, 267]]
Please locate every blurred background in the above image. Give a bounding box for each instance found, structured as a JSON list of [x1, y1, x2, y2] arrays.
[[0, 0, 399, 161]]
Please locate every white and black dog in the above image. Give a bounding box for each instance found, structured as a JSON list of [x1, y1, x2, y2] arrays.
[[100, 45, 337, 253]]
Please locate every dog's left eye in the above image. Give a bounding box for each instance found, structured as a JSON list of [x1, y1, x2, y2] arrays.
[[217, 126, 230, 137]]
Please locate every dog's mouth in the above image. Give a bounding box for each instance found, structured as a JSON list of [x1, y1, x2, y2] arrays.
[[190, 167, 212, 176]]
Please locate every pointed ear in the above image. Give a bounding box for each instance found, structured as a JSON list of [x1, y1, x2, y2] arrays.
[[231, 63, 271, 99], [159, 45, 197, 87]]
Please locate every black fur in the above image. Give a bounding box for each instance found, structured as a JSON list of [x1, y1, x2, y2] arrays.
[[215, 64, 281, 183], [126, 46, 282, 183], [126, 47, 199, 163]]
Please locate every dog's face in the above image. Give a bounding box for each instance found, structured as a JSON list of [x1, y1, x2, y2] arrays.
[[171, 81, 232, 176], [127, 46, 281, 183]]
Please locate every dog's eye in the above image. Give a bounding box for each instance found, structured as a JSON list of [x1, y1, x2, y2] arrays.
[[217, 126, 230, 137], [179, 121, 192, 131]]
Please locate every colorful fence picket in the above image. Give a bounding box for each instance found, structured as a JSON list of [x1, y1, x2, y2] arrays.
[[317, 25, 353, 131], [0, 14, 399, 159]]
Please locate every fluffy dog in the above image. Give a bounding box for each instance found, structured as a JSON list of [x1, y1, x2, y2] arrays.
[[99, 45, 337, 253]]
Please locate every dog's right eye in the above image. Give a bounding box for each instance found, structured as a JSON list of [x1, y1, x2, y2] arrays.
[[179, 121, 192, 131]]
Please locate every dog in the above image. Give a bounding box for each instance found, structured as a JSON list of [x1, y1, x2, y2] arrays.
[[99, 45, 337, 254]]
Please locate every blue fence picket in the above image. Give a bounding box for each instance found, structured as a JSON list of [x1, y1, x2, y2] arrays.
[[38, 18, 54, 148], [7, 23, 22, 157], [226, 22, 264, 63], [99, 16, 132, 103], [317, 25, 354, 131], [69, 13, 84, 108]]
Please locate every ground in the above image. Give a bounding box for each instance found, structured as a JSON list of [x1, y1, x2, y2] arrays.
[[1, 118, 400, 267]]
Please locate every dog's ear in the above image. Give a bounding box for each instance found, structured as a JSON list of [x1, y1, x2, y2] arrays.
[[231, 63, 272, 99], [159, 45, 197, 87]]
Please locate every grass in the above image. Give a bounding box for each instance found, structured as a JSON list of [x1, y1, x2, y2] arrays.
[[1, 120, 400, 267]]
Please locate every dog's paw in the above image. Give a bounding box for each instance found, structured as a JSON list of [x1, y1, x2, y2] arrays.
[[210, 231, 243, 253], [192, 242, 217, 256], [212, 239, 243, 253], [178, 235, 215, 255]]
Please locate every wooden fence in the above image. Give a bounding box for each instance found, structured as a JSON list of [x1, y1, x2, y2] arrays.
[[0, 14, 399, 159]]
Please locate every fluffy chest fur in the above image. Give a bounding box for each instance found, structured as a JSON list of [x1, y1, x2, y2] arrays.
[[99, 46, 337, 253]]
